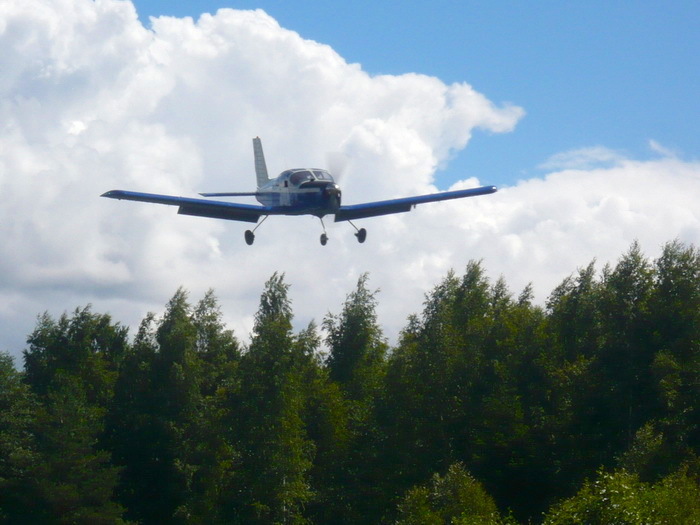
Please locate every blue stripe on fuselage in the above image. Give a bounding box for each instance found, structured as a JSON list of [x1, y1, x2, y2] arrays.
[[256, 189, 334, 216]]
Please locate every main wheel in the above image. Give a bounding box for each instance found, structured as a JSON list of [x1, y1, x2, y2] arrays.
[[244, 230, 255, 245], [320, 233, 328, 246], [355, 228, 367, 243]]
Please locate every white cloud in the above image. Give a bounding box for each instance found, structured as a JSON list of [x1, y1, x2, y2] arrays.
[[1, 1, 699, 361], [538, 146, 626, 171]]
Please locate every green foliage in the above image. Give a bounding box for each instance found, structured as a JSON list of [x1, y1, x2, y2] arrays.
[[224, 273, 315, 524], [324, 273, 387, 400], [396, 463, 513, 524], [32, 374, 126, 523], [2, 241, 700, 523], [543, 467, 700, 524], [0, 352, 40, 522], [23, 306, 128, 407]]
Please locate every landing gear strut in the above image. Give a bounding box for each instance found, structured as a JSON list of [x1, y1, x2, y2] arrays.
[[349, 221, 367, 243], [244, 215, 269, 245], [319, 218, 328, 246]]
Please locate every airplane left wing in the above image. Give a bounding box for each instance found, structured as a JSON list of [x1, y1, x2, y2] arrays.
[[101, 190, 272, 223], [334, 185, 497, 222]]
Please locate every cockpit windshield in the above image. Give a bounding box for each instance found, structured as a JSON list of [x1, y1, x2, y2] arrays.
[[280, 169, 335, 187], [289, 170, 314, 185], [313, 170, 333, 181]]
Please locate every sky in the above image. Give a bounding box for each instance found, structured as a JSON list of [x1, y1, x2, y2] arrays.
[[1, 0, 699, 362]]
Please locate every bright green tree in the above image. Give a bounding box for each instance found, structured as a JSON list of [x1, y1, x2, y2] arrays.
[[396, 463, 514, 524], [543, 467, 700, 524]]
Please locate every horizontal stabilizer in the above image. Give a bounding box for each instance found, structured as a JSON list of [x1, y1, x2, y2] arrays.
[[199, 192, 260, 197]]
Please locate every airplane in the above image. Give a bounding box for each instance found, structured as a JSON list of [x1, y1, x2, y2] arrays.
[[102, 137, 497, 246]]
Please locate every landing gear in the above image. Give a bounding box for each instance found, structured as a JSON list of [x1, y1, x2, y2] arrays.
[[243, 215, 269, 246], [349, 221, 367, 244], [319, 218, 329, 246]]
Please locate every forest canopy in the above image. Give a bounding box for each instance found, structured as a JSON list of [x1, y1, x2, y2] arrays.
[[1, 240, 700, 524]]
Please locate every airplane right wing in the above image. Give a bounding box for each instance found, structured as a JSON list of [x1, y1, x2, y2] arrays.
[[101, 190, 273, 223], [334, 185, 497, 222]]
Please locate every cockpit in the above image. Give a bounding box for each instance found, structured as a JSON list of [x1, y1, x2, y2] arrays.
[[278, 169, 334, 187]]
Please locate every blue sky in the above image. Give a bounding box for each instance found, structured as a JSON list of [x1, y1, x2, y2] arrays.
[[132, 1, 699, 188]]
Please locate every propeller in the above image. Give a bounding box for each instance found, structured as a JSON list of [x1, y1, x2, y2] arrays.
[[325, 151, 350, 183]]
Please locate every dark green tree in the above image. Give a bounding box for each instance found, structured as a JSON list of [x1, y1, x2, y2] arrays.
[[0, 352, 41, 523], [316, 274, 389, 523], [32, 373, 125, 523], [382, 262, 497, 516], [23, 306, 128, 407], [596, 242, 655, 452], [324, 273, 387, 401], [106, 289, 234, 523], [223, 273, 314, 524], [643, 240, 700, 478]]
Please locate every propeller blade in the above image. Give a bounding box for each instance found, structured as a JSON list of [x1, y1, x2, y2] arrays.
[[325, 151, 350, 182]]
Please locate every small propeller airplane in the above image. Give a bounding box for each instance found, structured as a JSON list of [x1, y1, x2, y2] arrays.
[[102, 137, 497, 245]]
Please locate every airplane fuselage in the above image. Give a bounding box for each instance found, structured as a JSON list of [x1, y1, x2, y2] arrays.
[[257, 169, 341, 217]]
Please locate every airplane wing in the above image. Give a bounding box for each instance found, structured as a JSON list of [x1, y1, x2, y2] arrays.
[[101, 190, 274, 223], [334, 185, 497, 222]]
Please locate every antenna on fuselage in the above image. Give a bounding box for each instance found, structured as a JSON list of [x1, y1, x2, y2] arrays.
[[253, 137, 270, 189]]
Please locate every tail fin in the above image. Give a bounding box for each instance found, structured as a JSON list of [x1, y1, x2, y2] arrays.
[[253, 137, 270, 188]]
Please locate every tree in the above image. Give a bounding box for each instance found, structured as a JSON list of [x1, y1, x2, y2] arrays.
[[23, 306, 128, 407], [543, 467, 700, 524], [32, 374, 125, 524], [396, 463, 513, 524], [649, 241, 700, 457], [223, 273, 314, 524], [595, 242, 655, 452], [316, 274, 389, 523], [106, 289, 221, 523], [324, 273, 387, 401], [0, 352, 41, 523]]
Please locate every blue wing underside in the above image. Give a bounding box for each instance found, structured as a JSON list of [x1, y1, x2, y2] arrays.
[[101, 186, 496, 223]]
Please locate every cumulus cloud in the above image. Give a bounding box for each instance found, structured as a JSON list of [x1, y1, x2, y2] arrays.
[[1, 1, 699, 360]]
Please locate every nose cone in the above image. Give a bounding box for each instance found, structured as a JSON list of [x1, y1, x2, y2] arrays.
[[323, 183, 341, 210]]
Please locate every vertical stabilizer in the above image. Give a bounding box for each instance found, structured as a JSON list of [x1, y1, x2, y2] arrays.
[[253, 137, 270, 188]]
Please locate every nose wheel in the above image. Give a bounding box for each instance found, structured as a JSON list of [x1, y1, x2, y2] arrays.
[[319, 217, 329, 246]]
